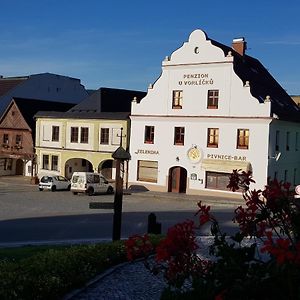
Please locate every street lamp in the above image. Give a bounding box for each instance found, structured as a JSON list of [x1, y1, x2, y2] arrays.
[[111, 130, 131, 241]]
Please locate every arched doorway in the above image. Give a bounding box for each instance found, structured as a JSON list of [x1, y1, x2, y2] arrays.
[[15, 159, 24, 175], [64, 158, 93, 179], [168, 166, 187, 193], [98, 159, 114, 179]]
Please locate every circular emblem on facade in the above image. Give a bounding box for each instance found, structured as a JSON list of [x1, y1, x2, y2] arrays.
[[295, 185, 300, 195], [187, 146, 202, 163]]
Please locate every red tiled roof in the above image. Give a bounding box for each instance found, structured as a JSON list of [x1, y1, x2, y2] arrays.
[[0, 78, 27, 97]]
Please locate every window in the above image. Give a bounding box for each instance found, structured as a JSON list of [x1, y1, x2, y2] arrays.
[[286, 132, 290, 151], [71, 127, 79, 143], [137, 160, 158, 183], [172, 90, 183, 109], [3, 134, 9, 144], [100, 128, 109, 145], [296, 132, 299, 151], [42, 155, 49, 170], [51, 155, 58, 171], [80, 127, 89, 143], [207, 90, 219, 109], [237, 129, 249, 149], [207, 128, 219, 148], [284, 170, 288, 183], [174, 127, 185, 145], [52, 126, 59, 142], [274, 171, 278, 180], [275, 130, 280, 151], [15, 135, 22, 145], [4, 158, 12, 170], [144, 126, 155, 144]]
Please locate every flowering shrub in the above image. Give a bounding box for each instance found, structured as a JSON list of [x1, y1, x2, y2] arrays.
[[125, 234, 154, 261], [126, 170, 300, 299]]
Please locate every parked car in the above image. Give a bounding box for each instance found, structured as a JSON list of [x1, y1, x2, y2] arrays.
[[39, 175, 71, 192], [71, 172, 114, 196]]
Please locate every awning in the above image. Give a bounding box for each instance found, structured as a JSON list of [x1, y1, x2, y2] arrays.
[[201, 159, 252, 173]]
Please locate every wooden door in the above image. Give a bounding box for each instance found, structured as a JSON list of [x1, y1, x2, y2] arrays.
[[169, 167, 187, 193]]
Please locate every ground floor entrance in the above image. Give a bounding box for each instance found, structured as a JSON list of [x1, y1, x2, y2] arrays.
[[168, 166, 187, 193]]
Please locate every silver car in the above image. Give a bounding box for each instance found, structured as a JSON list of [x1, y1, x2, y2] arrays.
[[39, 175, 71, 192]]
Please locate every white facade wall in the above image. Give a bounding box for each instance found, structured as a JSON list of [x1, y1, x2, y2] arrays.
[[128, 29, 300, 194]]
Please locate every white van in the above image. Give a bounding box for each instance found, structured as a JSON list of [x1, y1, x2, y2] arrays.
[[71, 172, 114, 196]]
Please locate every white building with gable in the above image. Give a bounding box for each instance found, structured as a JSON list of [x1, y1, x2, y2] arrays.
[[128, 29, 300, 194]]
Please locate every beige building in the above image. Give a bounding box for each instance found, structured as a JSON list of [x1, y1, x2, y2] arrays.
[[35, 88, 145, 180]]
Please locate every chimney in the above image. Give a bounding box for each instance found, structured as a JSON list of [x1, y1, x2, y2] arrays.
[[232, 37, 247, 56]]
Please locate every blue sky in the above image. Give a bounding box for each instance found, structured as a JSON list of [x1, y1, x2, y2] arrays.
[[1, 0, 299, 95]]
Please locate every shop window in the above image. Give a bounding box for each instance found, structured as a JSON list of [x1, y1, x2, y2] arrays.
[[206, 171, 231, 190], [100, 128, 109, 145], [52, 126, 59, 142], [237, 129, 249, 149], [207, 90, 219, 109], [42, 155, 49, 170], [144, 126, 155, 144], [174, 127, 185, 145], [172, 90, 183, 109], [71, 127, 79, 143], [207, 128, 219, 148], [51, 155, 58, 171], [137, 160, 158, 183], [80, 127, 89, 143]]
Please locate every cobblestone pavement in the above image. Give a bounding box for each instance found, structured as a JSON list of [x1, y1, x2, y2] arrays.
[[64, 238, 216, 300], [65, 260, 167, 300]]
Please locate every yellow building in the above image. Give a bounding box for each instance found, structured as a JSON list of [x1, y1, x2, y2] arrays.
[[34, 88, 145, 180]]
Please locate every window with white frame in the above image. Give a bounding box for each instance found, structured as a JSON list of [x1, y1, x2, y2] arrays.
[[80, 127, 89, 143], [51, 155, 58, 171], [172, 90, 183, 109], [207, 90, 219, 109], [144, 126, 155, 144], [207, 128, 219, 148], [52, 126, 59, 142], [42, 155, 49, 170], [237, 129, 249, 149], [70, 127, 79, 143], [100, 128, 110, 145]]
